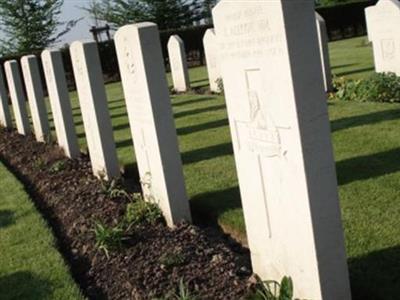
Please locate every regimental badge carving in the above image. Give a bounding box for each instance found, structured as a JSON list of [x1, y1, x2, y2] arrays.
[[74, 49, 84, 76], [43, 59, 52, 85], [123, 37, 136, 75], [22, 62, 30, 87], [236, 69, 290, 158], [172, 57, 179, 71], [381, 39, 396, 61]]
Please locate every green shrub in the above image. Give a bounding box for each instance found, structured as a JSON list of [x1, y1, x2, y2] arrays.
[[332, 72, 400, 103], [251, 276, 301, 300], [33, 158, 45, 170], [124, 193, 163, 227], [93, 221, 124, 258], [159, 251, 185, 268], [49, 160, 66, 173], [100, 178, 132, 200], [155, 279, 198, 300]]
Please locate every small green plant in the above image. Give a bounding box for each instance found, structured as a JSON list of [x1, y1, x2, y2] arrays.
[[49, 160, 66, 173], [155, 279, 198, 300], [254, 276, 296, 300], [124, 193, 163, 227], [332, 72, 400, 103], [159, 251, 185, 268], [32, 158, 45, 170], [173, 279, 198, 300], [100, 178, 131, 200], [93, 221, 124, 258]]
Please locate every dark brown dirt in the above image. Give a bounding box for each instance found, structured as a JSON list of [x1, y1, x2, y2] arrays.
[[0, 128, 255, 300]]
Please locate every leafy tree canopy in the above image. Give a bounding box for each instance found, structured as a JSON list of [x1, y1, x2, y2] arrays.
[[85, 0, 215, 30], [0, 0, 79, 56]]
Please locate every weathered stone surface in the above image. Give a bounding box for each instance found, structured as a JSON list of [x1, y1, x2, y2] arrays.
[[115, 22, 191, 227], [213, 1, 351, 299], [366, 0, 400, 75], [4, 60, 30, 135], [70, 41, 119, 180], [167, 35, 190, 92], [316, 12, 333, 92], [0, 66, 12, 128], [203, 28, 221, 93], [21, 55, 50, 142], [41, 49, 79, 158]]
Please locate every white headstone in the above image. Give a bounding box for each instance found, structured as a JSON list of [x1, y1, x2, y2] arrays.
[[21, 55, 50, 142], [315, 13, 333, 92], [366, 0, 400, 75], [41, 49, 79, 158], [0, 66, 12, 128], [115, 23, 191, 227], [213, 1, 351, 300], [4, 60, 30, 135], [203, 28, 221, 93], [70, 41, 119, 180], [167, 35, 190, 92]]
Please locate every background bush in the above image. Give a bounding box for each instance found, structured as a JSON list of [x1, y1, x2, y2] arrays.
[[332, 72, 400, 103]]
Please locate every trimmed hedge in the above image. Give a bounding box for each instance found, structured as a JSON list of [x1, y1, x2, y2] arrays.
[[317, 0, 378, 41]]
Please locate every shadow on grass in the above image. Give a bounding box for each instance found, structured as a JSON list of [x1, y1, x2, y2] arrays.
[[115, 139, 133, 149], [336, 148, 400, 185], [177, 119, 229, 136], [70, 97, 125, 113], [172, 96, 215, 108], [72, 103, 127, 118], [190, 78, 208, 84], [0, 209, 15, 229], [349, 246, 400, 300], [190, 187, 242, 226], [112, 123, 131, 132], [335, 66, 374, 77], [174, 104, 226, 119], [331, 63, 357, 70], [331, 108, 400, 132], [181, 142, 233, 165], [0, 271, 53, 299]]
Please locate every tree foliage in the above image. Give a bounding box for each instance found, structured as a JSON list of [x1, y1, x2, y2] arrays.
[[84, 0, 212, 30], [0, 0, 79, 56], [315, 0, 368, 7]]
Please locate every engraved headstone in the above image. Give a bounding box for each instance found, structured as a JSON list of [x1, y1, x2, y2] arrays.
[[115, 23, 191, 227], [167, 35, 190, 92], [70, 41, 119, 180], [41, 49, 79, 158], [213, 1, 351, 299], [203, 28, 221, 93], [4, 60, 30, 135], [21, 55, 50, 142], [316, 13, 333, 92], [0, 66, 12, 128], [366, 0, 400, 75]]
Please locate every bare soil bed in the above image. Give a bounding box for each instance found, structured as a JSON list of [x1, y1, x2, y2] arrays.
[[0, 128, 254, 300]]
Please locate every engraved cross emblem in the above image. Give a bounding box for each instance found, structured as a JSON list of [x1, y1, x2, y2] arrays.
[[234, 69, 291, 238]]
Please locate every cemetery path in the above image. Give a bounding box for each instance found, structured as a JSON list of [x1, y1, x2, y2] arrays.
[[0, 128, 254, 300]]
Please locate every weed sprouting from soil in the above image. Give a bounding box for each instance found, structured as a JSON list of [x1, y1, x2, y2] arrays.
[[93, 221, 124, 258]]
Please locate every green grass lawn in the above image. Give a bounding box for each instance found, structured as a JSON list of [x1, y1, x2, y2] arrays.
[[3, 35, 399, 298], [0, 161, 84, 300]]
